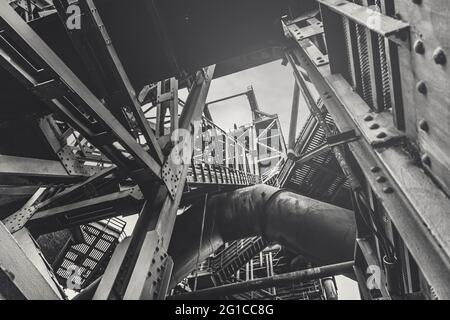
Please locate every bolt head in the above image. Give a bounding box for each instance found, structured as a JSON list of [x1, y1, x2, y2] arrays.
[[416, 81, 427, 94], [371, 167, 380, 173], [376, 176, 387, 183], [383, 187, 394, 194], [433, 48, 447, 65], [422, 154, 431, 167], [414, 40, 425, 54], [419, 120, 429, 132]]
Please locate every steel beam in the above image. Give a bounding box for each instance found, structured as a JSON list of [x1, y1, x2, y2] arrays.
[[0, 155, 75, 179], [2, 187, 46, 233], [0, 3, 162, 182], [29, 186, 143, 234], [293, 130, 359, 165], [0, 222, 62, 300], [38, 115, 102, 177], [3, 166, 119, 233], [288, 81, 300, 151]]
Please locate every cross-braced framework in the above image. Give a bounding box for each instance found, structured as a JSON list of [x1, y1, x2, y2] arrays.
[[0, 0, 449, 301]]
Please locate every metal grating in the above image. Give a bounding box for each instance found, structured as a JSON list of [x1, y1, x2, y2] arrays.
[[343, 0, 393, 112], [54, 218, 126, 291]]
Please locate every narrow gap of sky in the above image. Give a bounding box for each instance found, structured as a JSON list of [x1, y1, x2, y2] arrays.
[[181, 60, 310, 137]]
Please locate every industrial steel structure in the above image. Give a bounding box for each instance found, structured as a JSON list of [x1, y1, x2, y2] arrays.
[[0, 0, 449, 301]]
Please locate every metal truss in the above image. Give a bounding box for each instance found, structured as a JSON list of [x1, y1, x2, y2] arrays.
[[0, 2, 218, 300], [0, 2, 163, 186]]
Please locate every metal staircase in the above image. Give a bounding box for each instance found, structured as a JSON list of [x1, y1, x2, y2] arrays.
[[52, 218, 126, 291], [278, 102, 352, 210], [211, 237, 268, 285]]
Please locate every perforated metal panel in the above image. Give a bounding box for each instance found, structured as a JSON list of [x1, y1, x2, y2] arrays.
[[54, 218, 126, 291], [280, 106, 351, 209]]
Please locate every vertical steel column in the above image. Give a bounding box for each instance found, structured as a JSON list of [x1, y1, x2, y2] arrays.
[[288, 81, 301, 151]]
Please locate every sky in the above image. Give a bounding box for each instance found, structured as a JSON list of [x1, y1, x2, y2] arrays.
[[202, 61, 309, 137]]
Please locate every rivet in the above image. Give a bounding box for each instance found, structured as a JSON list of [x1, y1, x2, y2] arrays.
[[419, 120, 429, 132], [412, 0, 422, 5], [369, 123, 380, 130], [364, 115, 374, 122], [433, 47, 447, 65], [422, 154, 431, 166], [416, 81, 427, 94], [376, 132, 387, 139], [383, 187, 394, 194], [376, 176, 387, 183], [370, 167, 380, 173], [414, 40, 425, 54]]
